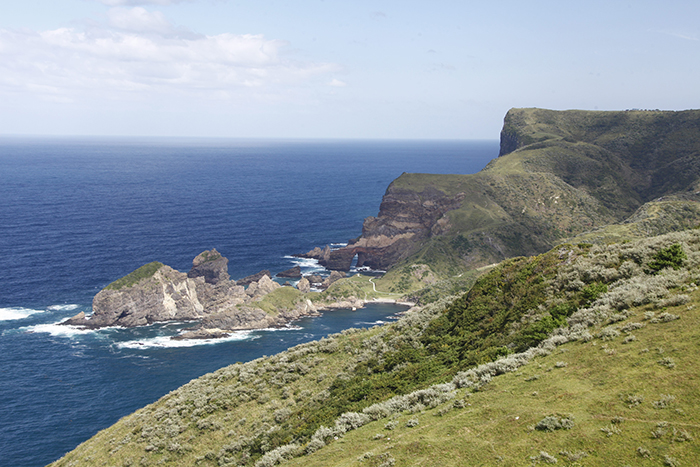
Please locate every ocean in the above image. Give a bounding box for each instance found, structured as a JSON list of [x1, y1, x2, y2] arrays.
[[0, 138, 497, 466]]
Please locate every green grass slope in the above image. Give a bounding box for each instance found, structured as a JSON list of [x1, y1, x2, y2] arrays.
[[371, 109, 700, 279], [50, 229, 700, 467]]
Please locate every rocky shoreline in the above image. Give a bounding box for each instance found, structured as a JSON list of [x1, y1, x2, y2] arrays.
[[63, 249, 412, 340]]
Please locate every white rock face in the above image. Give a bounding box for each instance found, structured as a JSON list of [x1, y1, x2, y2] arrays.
[[63, 252, 316, 332]]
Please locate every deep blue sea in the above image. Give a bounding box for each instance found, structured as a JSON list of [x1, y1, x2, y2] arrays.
[[0, 138, 497, 466]]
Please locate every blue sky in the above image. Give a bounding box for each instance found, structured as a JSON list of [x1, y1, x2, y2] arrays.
[[1, 0, 698, 139]]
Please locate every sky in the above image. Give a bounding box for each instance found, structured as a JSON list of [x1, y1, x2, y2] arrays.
[[0, 0, 698, 139]]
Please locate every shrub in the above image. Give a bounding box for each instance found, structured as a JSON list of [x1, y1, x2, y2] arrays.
[[652, 421, 669, 439], [254, 444, 299, 467], [652, 394, 676, 409], [530, 451, 558, 464], [535, 415, 574, 431], [647, 243, 686, 273], [273, 408, 291, 424], [658, 357, 676, 369], [651, 312, 680, 323], [600, 424, 621, 436], [623, 394, 644, 408], [304, 438, 325, 454], [405, 418, 419, 427]]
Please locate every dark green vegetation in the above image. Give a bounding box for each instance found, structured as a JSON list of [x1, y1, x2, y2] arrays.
[[104, 262, 164, 290], [647, 243, 687, 274]]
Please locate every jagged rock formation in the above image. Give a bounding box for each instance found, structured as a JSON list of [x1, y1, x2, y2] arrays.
[[303, 108, 700, 274], [321, 270, 346, 288], [64, 263, 207, 328], [297, 277, 311, 293], [237, 270, 271, 286], [63, 252, 310, 332], [198, 299, 318, 333], [244, 275, 280, 298], [187, 248, 230, 285]]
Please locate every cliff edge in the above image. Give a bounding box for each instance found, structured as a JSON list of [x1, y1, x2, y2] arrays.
[[312, 108, 700, 275]]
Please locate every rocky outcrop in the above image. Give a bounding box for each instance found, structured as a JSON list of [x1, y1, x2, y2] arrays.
[[63, 252, 313, 333], [298, 110, 700, 274], [65, 264, 208, 329], [321, 270, 346, 288], [297, 277, 311, 293], [277, 266, 302, 278], [197, 299, 319, 331], [245, 275, 280, 298], [187, 249, 230, 285], [305, 274, 323, 286], [237, 270, 271, 286], [297, 186, 466, 271]]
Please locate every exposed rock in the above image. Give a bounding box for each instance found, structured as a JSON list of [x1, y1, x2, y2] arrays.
[[295, 246, 325, 259], [172, 328, 231, 340], [67, 264, 207, 329], [187, 249, 230, 285], [63, 311, 86, 326], [305, 274, 323, 285], [322, 270, 346, 288], [277, 265, 302, 278], [303, 187, 466, 271], [297, 277, 311, 293], [295, 245, 330, 260], [62, 252, 287, 332], [246, 275, 281, 298], [198, 299, 319, 332], [319, 297, 365, 310], [322, 248, 357, 271], [237, 270, 271, 286], [199, 306, 277, 330]]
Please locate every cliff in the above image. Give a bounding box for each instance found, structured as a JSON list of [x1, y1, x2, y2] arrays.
[[319, 108, 700, 275], [63, 250, 315, 332]]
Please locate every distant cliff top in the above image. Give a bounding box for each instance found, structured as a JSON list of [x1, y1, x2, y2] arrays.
[[332, 108, 700, 287]]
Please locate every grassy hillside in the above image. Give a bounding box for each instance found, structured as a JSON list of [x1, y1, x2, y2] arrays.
[[369, 109, 700, 278], [50, 228, 700, 467]]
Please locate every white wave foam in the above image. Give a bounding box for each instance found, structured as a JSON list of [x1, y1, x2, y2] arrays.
[[25, 322, 98, 338], [116, 331, 258, 349], [0, 307, 45, 321], [47, 304, 80, 311], [330, 243, 348, 248], [351, 266, 387, 274], [283, 256, 325, 271]]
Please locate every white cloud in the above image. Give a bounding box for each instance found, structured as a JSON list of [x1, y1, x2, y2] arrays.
[[329, 79, 347, 87], [0, 10, 337, 105], [107, 7, 175, 34]]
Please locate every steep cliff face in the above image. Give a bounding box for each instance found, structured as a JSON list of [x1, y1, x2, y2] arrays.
[[316, 108, 700, 274], [306, 185, 466, 271], [86, 265, 205, 328]]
